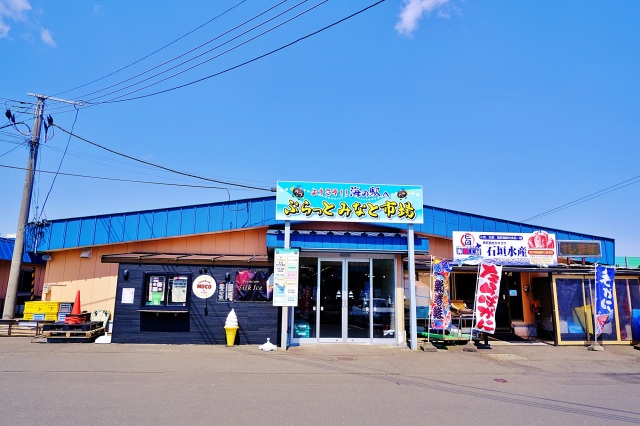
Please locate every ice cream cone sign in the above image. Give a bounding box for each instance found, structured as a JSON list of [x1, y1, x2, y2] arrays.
[[224, 309, 239, 346]]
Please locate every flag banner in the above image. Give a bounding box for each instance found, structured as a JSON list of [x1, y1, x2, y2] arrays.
[[473, 261, 503, 334], [430, 258, 452, 330], [595, 265, 615, 335], [433, 258, 452, 278]]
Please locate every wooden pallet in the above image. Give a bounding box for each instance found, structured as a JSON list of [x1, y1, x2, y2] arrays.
[[42, 321, 102, 333], [44, 327, 105, 338]]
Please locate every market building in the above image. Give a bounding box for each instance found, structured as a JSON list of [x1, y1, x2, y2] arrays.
[[25, 182, 640, 348]]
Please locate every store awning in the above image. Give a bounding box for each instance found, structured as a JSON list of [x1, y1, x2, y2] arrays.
[[101, 252, 269, 265], [266, 229, 429, 253]]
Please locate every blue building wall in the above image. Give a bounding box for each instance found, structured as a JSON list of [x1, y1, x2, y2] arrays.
[[30, 196, 615, 264]]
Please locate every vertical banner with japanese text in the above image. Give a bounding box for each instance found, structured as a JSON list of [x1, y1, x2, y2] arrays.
[[595, 265, 615, 335], [430, 258, 452, 330], [473, 261, 503, 334], [273, 248, 299, 307]]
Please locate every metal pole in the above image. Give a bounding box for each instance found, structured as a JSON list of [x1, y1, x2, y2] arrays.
[[280, 220, 291, 350], [408, 224, 417, 350], [2, 97, 44, 319], [592, 265, 598, 347]]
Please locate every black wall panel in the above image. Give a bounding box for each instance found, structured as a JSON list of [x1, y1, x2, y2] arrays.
[[111, 264, 280, 345]]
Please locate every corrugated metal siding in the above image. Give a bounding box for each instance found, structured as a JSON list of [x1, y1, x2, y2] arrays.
[[31, 196, 615, 264], [0, 237, 40, 263], [615, 256, 640, 268]]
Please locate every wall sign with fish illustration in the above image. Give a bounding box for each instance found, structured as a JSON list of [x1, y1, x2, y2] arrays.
[[452, 230, 557, 266]]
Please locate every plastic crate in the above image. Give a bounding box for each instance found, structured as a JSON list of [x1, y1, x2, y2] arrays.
[[57, 313, 67, 322], [45, 302, 60, 313], [59, 303, 73, 314], [32, 313, 46, 321], [24, 301, 46, 314], [23, 313, 34, 320], [45, 313, 57, 321]]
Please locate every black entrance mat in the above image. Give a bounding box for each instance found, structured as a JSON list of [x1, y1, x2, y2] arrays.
[[489, 331, 529, 342]]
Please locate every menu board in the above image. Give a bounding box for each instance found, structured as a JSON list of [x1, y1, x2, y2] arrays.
[[273, 248, 299, 307]]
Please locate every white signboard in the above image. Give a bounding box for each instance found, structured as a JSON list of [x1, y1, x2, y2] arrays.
[[121, 288, 135, 304], [192, 275, 216, 299], [452, 230, 558, 266], [273, 248, 299, 307]]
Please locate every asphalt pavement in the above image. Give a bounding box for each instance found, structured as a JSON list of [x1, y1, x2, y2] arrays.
[[1, 338, 639, 425]]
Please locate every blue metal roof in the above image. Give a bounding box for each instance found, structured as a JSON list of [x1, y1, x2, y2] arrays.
[[0, 237, 43, 264], [266, 230, 429, 253], [30, 195, 615, 264]]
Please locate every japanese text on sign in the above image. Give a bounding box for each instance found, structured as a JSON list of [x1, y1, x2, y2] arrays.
[[275, 181, 423, 224], [473, 262, 503, 334]]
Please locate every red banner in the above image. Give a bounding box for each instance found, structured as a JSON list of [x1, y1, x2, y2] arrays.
[[473, 262, 503, 334]]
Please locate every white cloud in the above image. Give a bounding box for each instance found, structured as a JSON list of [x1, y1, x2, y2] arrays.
[[0, 0, 31, 38], [395, 0, 449, 36], [40, 27, 54, 46]]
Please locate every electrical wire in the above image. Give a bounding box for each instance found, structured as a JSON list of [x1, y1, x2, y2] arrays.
[[46, 0, 386, 112], [38, 109, 79, 217], [98, 0, 387, 104], [521, 175, 640, 223], [52, 124, 274, 192], [0, 140, 28, 158], [88, 0, 326, 105], [52, 0, 248, 97], [0, 163, 240, 192], [73, 0, 294, 102]]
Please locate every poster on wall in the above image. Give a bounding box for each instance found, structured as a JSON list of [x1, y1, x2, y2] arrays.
[[473, 261, 503, 334], [273, 248, 299, 307], [452, 230, 557, 266], [234, 270, 272, 302], [275, 181, 423, 224]]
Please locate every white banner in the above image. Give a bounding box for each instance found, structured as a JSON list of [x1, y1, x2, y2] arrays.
[[273, 248, 299, 307], [473, 262, 503, 334]]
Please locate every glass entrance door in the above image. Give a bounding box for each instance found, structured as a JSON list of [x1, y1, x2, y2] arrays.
[[292, 256, 397, 344], [319, 260, 343, 341]]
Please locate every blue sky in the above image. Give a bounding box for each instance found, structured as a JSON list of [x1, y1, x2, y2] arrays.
[[0, 0, 638, 257]]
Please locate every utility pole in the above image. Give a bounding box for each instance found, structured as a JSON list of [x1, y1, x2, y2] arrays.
[[2, 95, 44, 319]]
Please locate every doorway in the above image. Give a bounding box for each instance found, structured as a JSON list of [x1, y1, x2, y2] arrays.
[[292, 256, 396, 344]]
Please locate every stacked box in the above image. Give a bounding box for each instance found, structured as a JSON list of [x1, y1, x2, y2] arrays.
[[59, 303, 73, 314], [24, 301, 47, 314]]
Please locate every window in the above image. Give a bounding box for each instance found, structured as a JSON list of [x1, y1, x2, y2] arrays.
[[143, 274, 190, 308]]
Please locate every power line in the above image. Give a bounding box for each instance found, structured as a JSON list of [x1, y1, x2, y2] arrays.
[[47, 0, 387, 112], [0, 163, 239, 192], [73, 0, 294, 102], [521, 175, 640, 223], [99, 0, 386, 104], [52, 124, 274, 192], [52, 0, 248, 97]]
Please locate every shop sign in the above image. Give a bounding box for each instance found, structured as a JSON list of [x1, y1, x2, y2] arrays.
[[473, 262, 503, 334], [273, 248, 299, 307], [452, 230, 558, 266], [557, 240, 602, 258], [192, 275, 216, 299], [275, 181, 423, 224]]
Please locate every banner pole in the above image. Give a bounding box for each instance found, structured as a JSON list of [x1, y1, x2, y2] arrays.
[[427, 254, 433, 344], [469, 262, 482, 343], [589, 264, 600, 350]]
